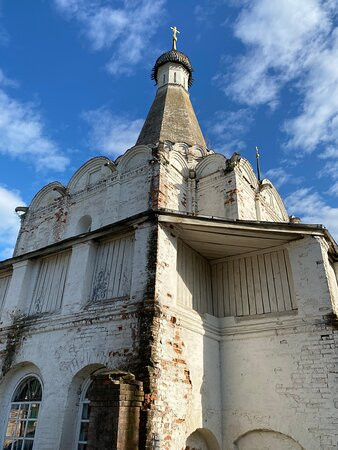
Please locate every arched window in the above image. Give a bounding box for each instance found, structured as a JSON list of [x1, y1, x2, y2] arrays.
[[75, 380, 93, 450], [3, 376, 42, 450]]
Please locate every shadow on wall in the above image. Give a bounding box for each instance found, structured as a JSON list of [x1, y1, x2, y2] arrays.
[[76, 215, 92, 234], [200, 315, 223, 450], [176, 241, 221, 448], [59, 363, 105, 450], [234, 429, 305, 450], [176, 239, 305, 449]]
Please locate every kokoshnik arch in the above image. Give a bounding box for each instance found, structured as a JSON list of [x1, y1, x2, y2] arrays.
[[0, 28, 337, 450]]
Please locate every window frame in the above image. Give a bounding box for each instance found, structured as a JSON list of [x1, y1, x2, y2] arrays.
[[73, 378, 92, 450], [2, 374, 43, 450]]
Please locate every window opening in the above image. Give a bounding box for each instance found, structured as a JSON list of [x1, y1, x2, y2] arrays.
[[76, 215, 92, 234], [3, 376, 42, 450], [163, 74, 165, 84], [174, 72, 177, 83], [76, 380, 93, 450]]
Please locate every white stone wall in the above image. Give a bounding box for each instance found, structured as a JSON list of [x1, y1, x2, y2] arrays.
[[158, 161, 189, 212], [2, 142, 336, 449], [14, 147, 154, 256], [0, 221, 153, 450], [150, 225, 222, 448], [152, 226, 337, 450], [1, 219, 337, 449], [0, 314, 139, 449], [194, 156, 288, 222], [13, 146, 290, 259]]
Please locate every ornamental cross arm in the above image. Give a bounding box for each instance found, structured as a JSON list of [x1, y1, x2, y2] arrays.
[[170, 26, 180, 50]]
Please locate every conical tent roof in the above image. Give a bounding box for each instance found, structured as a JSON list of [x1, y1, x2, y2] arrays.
[[136, 48, 206, 149]]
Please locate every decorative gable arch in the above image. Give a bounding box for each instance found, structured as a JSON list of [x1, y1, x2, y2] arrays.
[[116, 145, 153, 173], [169, 150, 189, 177], [67, 156, 112, 194], [260, 178, 289, 221], [195, 153, 227, 179], [30, 181, 65, 212], [238, 158, 259, 190]]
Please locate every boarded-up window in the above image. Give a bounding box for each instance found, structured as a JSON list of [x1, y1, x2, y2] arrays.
[[177, 240, 213, 314], [91, 234, 134, 302], [211, 249, 296, 317], [0, 271, 11, 313], [30, 251, 70, 314]]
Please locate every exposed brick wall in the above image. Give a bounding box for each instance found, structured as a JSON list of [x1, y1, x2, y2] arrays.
[[275, 324, 338, 449], [87, 371, 144, 450]]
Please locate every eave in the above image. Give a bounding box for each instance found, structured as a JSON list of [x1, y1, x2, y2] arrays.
[[157, 210, 338, 261]]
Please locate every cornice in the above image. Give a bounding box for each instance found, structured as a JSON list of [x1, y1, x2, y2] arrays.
[[165, 303, 331, 340]]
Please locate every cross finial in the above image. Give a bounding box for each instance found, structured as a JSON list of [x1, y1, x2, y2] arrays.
[[170, 26, 180, 50]]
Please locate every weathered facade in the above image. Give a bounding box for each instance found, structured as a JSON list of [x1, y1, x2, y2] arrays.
[[0, 43, 337, 450]]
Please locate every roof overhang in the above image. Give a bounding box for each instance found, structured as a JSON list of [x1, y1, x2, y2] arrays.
[[158, 212, 338, 261]]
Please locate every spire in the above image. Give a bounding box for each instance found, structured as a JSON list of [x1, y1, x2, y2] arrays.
[[136, 28, 206, 149], [256, 146, 262, 182]]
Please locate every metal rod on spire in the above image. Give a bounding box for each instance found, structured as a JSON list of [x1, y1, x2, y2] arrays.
[[170, 26, 180, 50], [256, 146, 262, 183]]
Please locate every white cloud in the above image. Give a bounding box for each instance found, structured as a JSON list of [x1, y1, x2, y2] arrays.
[[318, 158, 338, 196], [285, 187, 338, 240], [265, 167, 303, 188], [54, 0, 165, 75], [82, 107, 143, 156], [285, 28, 338, 151], [319, 146, 338, 159], [265, 167, 291, 188], [0, 69, 18, 88], [206, 109, 252, 154], [194, 3, 217, 25], [0, 186, 24, 260], [321, 159, 338, 180], [0, 87, 69, 171], [328, 181, 338, 196], [220, 0, 338, 152]]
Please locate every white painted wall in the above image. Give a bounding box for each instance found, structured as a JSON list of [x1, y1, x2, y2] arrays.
[[0, 222, 152, 449], [14, 147, 154, 256], [157, 62, 190, 90], [12, 146, 290, 259], [1, 148, 337, 450], [151, 226, 337, 450]]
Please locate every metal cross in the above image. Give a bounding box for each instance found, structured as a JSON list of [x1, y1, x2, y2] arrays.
[[170, 26, 180, 50]]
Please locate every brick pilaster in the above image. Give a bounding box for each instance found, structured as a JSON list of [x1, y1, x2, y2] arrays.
[[87, 371, 144, 450]]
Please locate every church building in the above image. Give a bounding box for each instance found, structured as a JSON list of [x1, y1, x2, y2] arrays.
[[0, 30, 337, 450]]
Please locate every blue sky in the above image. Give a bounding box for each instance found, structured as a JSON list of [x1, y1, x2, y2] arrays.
[[0, 0, 338, 259]]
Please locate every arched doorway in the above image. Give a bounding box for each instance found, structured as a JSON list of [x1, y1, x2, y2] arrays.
[[185, 428, 221, 450]]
